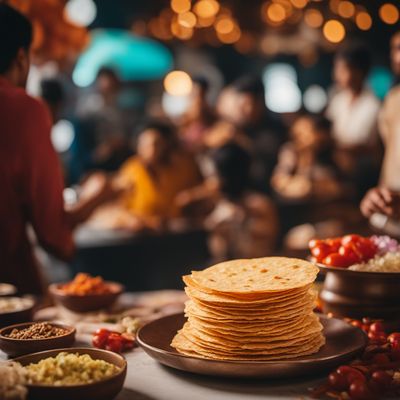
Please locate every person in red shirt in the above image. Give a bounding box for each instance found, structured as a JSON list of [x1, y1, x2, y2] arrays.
[[0, 5, 111, 295]]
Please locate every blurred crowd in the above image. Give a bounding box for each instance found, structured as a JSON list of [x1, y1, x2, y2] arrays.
[[49, 34, 400, 259], [2, 5, 400, 294]]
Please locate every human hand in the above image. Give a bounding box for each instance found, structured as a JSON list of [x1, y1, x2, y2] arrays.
[[360, 187, 400, 218]]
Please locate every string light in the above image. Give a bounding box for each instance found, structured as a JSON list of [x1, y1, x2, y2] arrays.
[[217, 24, 241, 44], [379, 3, 399, 25], [337, 1, 355, 19], [267, 3, 286, 23], [178, 11, 197, 28], [170, 0, 191, 14], [197, 16, 216, 27], [290, 0, 308, 9], [355, 11, 372, 31], [329, 0, 341, 14], [193, 0, 220, 19], [323, 20, 345, 43], [304, 9, 323, 28], [171, 18, 193, 40], [164, 71, 193, 96], [215, 17, 235, 34]]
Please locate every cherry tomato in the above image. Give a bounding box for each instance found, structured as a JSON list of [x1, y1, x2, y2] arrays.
[[323, 253, 351, 268], [337, 366, 366, 384], [354, 238, 377, 261], [349, 380, 375, 400], [390, 338, 400, 351], [388, 332, 400, 343], [92, 329, 111, 349], [328, 372, 348, 390], [371, 371, 392, 389], [371, 353, 390, 365], [368, 331, 387, 344], [341, 234, 363, 246], [121, 333, 135, 350], [311, 243, 332, 263], [369, 322, 385, 335], [339, 246, 360, 264], [326, 238, 341, 252], [309, 239, 323, 249], [105, 333, 124, 353]]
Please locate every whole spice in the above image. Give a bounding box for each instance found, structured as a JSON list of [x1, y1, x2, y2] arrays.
[[6, 323, 70, 340]]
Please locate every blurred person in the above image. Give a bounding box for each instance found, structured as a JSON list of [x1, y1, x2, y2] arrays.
[[0, 5, 114, 294], [76, 67, 131, 173], [178, 143, 278, 261], [211, 76, 285, 192], [40, 78, 65, 123], [379, 31, 400, 191], [326, 43, 381, 193], [88, 121, 203, 230], [271, 114, 344, 202], [178, 76, 215, 152], [359, 31, 400, 226]]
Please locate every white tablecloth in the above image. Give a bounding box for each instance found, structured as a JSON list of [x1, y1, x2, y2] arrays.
[[1, 347, 323, 400]]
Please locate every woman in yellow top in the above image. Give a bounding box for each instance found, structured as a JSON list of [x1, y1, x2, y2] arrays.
[[118, 121, 202, 221]]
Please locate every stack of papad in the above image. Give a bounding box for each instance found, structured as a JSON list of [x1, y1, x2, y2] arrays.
[[171, 257, 325, 361]]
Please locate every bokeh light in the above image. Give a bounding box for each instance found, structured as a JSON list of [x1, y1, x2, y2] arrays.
[[303, 85, 328, 113], [217, 24, 241, 44], [171, 18, 194, 40], [51, 120, 75, 153], [215, 17, 235, 34], [164, 70, 193, 96], [178, 11, 197, 28], [170, 0, 191, 14], [337, 1, 355, 18], [65, 0, 97, 27], [263, 64, 302, 113], [379, 3, 399, 25], [290, 0, 308, 9], [193, 0, 220, 19], [323, 20, 345, 43], [304, 9, 323, 28], [266, 3, 286, 23], [329, 0, 341, 14], [355, 11, 372, 31]]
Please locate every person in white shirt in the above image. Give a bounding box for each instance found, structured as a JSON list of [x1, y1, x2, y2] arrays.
[[327, 43, 380, 148], [326, 42, 381, 195]]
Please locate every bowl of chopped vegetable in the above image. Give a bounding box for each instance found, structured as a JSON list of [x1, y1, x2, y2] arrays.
[[14, 348, 127, 400], [309, 234, 400, 320], [49, 273, 124, 313], [0, 322, 76, 357]]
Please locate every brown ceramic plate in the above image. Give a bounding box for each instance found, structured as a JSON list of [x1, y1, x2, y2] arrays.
[[0, 322, 76, 357], [15, 347, 127, 400], [137, 313, 367, 379], [0, 297, 34, 328], [49, 282, 124, 313]]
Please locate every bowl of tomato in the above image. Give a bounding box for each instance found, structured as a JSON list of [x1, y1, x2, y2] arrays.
[[310, 234, 400, 320]]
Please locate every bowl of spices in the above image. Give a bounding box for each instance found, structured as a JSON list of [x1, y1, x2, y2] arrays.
[[49, 273, 123, 313], [0, 322, 76, 357]]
